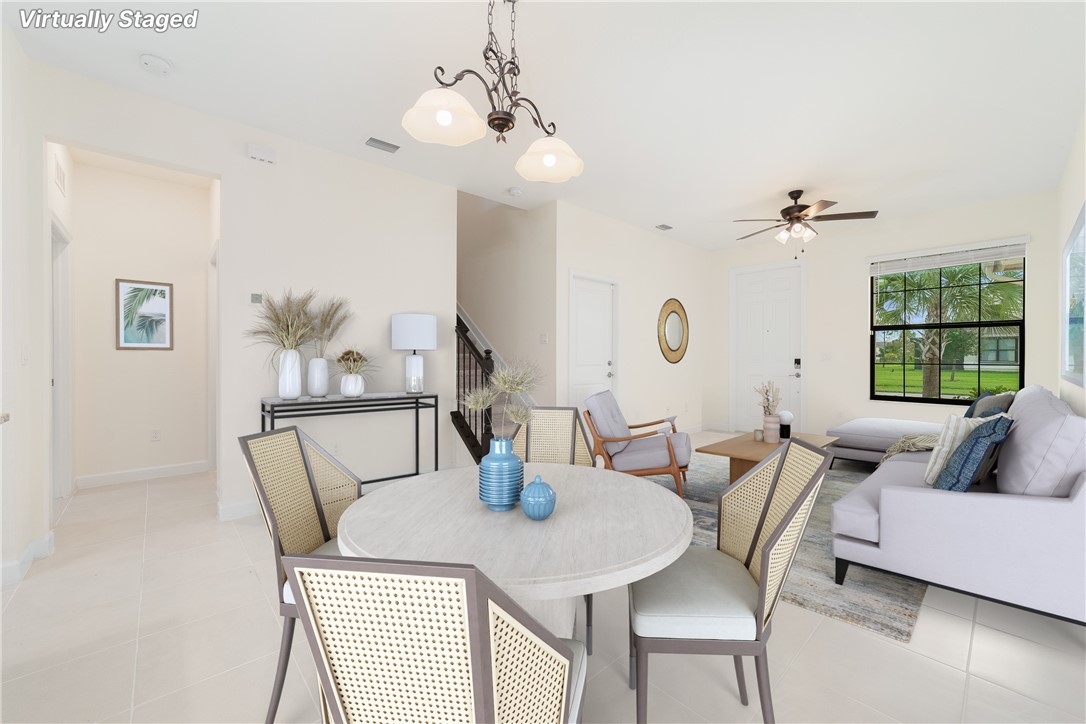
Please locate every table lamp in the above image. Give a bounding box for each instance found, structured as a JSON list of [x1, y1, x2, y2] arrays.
[[391, 313, 437, 394]]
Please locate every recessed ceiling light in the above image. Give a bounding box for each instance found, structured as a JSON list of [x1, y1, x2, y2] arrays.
[[655, 224, 673, 231], [507, 187, 524, 197], [139, 53, 172, 78]]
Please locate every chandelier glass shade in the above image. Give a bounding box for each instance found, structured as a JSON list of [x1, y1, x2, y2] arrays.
[[401, 0, 583, 183]]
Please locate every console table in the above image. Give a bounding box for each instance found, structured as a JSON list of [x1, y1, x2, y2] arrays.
[[259, 393, 438, 484]]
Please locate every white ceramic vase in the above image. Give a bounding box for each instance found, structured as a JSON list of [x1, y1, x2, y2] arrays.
[[307, 357, 329, 398], [278, 349, 302, 400], [763, 414, 781, 444], [341, 373, 364, 398]]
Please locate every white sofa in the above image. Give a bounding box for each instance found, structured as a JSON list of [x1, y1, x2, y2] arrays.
[[831, 385, 1086, 623]]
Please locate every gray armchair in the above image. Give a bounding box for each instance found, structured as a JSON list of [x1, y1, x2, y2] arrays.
[[582, 390, 691, 496]]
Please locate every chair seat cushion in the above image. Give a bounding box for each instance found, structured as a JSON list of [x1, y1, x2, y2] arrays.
[[283, 537, 341, 604], [559, 638, 587, 723], [629, 547, 758, 641], [610, 432, 691, 472]]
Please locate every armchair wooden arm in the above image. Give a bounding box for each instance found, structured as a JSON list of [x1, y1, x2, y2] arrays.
[[628, 416, 678, 433], [591, 429, 664, 444]]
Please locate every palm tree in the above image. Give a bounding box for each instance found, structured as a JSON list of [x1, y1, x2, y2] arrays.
[[123, 286, 167, 342], [874, 263, 1023, 399]]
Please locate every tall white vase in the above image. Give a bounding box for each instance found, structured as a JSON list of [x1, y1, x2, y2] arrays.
[[307, 357, 329, 398], [278, 349, 302, 400]]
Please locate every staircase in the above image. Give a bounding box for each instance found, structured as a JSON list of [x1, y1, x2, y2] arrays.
[[451, 315, 494, 463]]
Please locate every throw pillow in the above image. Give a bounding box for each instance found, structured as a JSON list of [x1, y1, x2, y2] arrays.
[[964, 392, 992, 418], [924, 414, 1009, 485], [977, 406, 1007, 418], [970, 391, 1016, 418], [934, 416, 1014, 492]]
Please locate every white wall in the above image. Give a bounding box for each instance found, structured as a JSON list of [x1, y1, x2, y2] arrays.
[[71, 161, 212, 486], [457, 192, 557, 404], [706, 191, 1062, 436], [1057, 116, 1085, 415], [4, 46, 463, 550], [555, 202, 709, 430]]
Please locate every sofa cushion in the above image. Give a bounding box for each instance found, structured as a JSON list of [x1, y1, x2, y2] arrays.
[[584, 390, 633, 456], [935, 416, 1014, 492], [610, 432, 691, 472], [831, 458, 930, 543], [966, 391, 1015, 418], [825, 418, 943, 452], [924, 414, 1011, 485], [999, 385, 1086, 497]]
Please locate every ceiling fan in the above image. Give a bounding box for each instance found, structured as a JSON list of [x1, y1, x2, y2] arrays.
[[734, 189, 879, 243]]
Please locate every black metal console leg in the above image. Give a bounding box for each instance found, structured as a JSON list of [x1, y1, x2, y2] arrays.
[[835, 558, 850, 585]]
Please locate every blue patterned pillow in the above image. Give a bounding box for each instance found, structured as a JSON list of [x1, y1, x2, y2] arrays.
[[935, 415, 1014, 492]]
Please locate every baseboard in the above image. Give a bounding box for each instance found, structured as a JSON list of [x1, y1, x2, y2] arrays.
[[218, 499, 260, 521], [74, 461, 210, 490], [1, 530, 54, 586]]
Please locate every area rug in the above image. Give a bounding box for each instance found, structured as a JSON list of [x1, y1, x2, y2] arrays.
[[648, 452, 926, 642]]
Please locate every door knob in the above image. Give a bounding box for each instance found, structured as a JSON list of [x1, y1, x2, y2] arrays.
[[607, 372, 614, 378], [794, 372, 802, 378]]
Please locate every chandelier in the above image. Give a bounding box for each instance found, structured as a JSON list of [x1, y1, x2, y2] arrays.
[[401, 0, 583, 184]]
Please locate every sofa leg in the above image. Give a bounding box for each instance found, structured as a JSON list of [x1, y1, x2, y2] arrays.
[[835, 558, 849, 585]]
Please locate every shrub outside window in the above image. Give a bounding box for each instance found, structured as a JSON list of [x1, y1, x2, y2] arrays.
[[871, 254, 1025, 404]]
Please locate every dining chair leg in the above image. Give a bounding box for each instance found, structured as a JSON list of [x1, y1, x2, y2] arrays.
[[267, 616, 295, 724], [733, 655, 749, 706], [635, 642, 649, 724], [754, 651, 775, 724], [628, 624, 637, 689], [584, 593, 594, 655]]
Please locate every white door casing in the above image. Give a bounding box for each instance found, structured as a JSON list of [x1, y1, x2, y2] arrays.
[[730, 261, 806, 434], [569, 275, 616, 410], [51, 219, 74, 514]]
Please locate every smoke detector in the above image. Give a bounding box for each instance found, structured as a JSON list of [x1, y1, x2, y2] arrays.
[[139, 53, 173, 78], [507, 187, 524, 197]]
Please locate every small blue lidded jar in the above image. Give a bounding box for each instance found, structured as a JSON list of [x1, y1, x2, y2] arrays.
[[521, 475, 557, 521]]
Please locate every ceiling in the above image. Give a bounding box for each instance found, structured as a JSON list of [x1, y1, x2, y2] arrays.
[[6, 2, 1084, 249]]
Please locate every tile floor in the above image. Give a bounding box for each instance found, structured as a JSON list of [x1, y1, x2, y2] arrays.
[[2, 432, 1084, 723]]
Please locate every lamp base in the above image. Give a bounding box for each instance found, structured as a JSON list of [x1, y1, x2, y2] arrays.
[[405, 354, 424, 394]]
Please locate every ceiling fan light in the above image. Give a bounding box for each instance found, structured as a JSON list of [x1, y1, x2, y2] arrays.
[[515, 136, 584, 183], [789, 222, 805, 238], [802, 226, 817, 243], [775, 229, 790, 244], [402, 88, 486, 146]]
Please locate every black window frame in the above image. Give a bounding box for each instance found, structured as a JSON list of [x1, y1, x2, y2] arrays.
[[869, 258, 1026, 405]]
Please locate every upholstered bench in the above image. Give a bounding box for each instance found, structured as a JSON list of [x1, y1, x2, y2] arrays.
[[824, 417, 943, 463]]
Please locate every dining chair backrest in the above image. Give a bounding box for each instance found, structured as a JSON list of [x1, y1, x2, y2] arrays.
[[284, 554, 578, 724], [300, 436, 363, 534], [512, 407, 595, 466], [715, 439, 831, 632]]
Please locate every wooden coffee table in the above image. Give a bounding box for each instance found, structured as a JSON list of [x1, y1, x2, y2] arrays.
[[696, 432, 839, 480]]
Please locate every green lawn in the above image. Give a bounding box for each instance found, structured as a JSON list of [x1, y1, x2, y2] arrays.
[[874, 365, 1019, 399]]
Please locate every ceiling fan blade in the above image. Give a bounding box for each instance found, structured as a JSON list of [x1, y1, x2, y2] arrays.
[[736, 223, 786, 241], [733, 218, 783, 222], [801, 200, 837, 217], [807, 210, 879, 222]]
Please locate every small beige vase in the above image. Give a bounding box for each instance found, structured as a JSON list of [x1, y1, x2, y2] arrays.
[[763, 414, 781, 444]]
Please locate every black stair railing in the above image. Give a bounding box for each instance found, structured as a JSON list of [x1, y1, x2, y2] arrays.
[[451, 316, 494, 463]]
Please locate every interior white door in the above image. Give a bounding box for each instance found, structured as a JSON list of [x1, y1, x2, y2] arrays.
[[731, 264, 803, 433], [569, 277, 615, 410]]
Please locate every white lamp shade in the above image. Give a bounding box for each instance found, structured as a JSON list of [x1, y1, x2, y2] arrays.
[[515, 136, 584, 183], [802, 226, 817, 243], [775, 229, 790, 244], [402, 88, 486, 147], [778, 410, 795, 424], [391, 313, 438, 351]]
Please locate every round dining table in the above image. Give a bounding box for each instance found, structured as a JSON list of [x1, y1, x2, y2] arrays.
[[338, 462, 693, 638]]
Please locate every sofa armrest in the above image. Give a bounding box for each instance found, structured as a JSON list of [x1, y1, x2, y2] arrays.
[[875, 483, 1085, 619]]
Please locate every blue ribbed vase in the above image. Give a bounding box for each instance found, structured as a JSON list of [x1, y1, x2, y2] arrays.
[[478, 437, 524, 512]]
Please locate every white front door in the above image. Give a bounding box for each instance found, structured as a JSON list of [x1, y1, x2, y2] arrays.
[[731, 263, 804, 433], [569, 276, 615, 410]]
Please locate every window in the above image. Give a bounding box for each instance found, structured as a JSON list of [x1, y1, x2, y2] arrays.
[[1062, 206, 1084, 385], [870, 243, 1025, 404]]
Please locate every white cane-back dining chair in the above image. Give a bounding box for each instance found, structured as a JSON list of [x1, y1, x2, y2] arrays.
[[238, 426, 363, 723], [511, 406, 598, 654], [627, 438, 832, 724], [284, 554, 588, 724]]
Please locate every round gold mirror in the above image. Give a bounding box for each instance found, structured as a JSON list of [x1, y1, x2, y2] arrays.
[[657, 298, 688, 363]]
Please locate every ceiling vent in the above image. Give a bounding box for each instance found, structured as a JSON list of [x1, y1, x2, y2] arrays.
[[365, 137, 400, 154], [655, 224, 674, 231]]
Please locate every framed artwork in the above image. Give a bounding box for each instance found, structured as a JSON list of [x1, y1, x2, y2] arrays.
[[116, 279, 173, 350], [1063, 205, 1084, 385]]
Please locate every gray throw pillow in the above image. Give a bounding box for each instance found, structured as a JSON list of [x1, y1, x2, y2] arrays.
[[970, 391, 1015, 418]]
